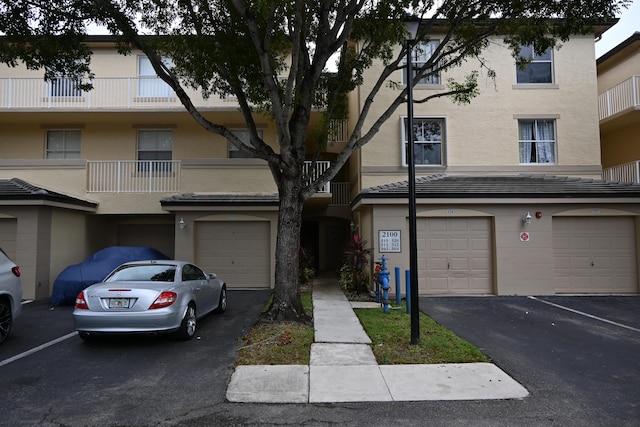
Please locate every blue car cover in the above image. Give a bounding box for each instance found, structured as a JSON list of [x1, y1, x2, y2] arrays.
[[51, 246, 169, 306]]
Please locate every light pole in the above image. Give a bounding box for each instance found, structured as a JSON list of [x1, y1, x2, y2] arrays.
[[404, 16, 421, 345]]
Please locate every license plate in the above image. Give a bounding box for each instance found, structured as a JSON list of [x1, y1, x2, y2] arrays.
[[109, 298, 131, 309]]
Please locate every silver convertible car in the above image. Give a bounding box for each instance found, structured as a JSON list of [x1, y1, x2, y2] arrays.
[[73, 260, 227, 341]]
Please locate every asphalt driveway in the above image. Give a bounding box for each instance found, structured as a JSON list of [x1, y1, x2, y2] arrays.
[[421, 295, 640, 425]]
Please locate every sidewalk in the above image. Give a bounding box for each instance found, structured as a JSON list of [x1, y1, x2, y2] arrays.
[[226, 277, 529, 403]]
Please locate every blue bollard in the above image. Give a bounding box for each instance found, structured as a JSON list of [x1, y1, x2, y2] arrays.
[[374, 262, 381, 303], [405, 269, 411, 314], [379, 256, 390, 313], [395, 267, 401, 306]]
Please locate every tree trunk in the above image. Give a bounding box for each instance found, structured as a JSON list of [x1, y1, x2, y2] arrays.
[[263, 173, 309, 323]]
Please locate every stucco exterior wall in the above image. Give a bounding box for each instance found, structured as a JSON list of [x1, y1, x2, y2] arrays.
[[597, 44, 640, 90], [356, 35, 602, 190], [360, 202, 640, 296]]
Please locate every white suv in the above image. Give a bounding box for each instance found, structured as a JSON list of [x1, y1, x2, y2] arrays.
[[0, 247, 22, 344]]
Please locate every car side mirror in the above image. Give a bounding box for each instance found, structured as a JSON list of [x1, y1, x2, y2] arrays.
[[208, 273, 217, 279]]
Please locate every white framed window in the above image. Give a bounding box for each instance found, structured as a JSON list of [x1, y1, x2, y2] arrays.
[[403, 40, 440, 85], [137, 130, 173, 171], [516, 45, 553, 84], [518, 119, 556, 164], [228, 129, 263, 158], [401, 117, 445, 166], [46, 130, 81, 159], [138, 56, 173, 98]]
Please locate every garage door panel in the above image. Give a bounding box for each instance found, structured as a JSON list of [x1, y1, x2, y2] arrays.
[[449, 238, 469, 250], [553, 217, 637, 294], [428, 237, 448, 251]]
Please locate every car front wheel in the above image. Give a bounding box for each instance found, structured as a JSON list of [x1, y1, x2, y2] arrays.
[[214, 286, 227, 314], [175, 303, 196, 341], [0, 299, 12, 344]]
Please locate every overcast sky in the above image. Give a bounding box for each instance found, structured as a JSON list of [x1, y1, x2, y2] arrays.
[[595, 0, 640, 57]]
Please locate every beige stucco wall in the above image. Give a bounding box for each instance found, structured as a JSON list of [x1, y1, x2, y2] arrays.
[[358, 201, 640, 296], [597, 43, 640, 90], [357, 35, 602, 190]]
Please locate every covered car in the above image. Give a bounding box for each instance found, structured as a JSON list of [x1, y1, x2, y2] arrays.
[[51, 246, 169, 306], [73, 260, 227, 341]]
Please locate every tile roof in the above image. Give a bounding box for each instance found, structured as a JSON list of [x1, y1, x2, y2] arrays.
[[358, 174, 640, 199], [161, 192, 280, 206], [0, 178, 98, 208]]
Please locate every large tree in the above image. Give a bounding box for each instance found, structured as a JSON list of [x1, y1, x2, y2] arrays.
[[0, 0, 627, 321]]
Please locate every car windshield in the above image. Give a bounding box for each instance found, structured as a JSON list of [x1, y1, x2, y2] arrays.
[[106, 264, 177, 282]]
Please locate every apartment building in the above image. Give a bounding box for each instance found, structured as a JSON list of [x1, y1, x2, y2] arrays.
[[351, 27, 640, 296], [598, 32, 640, 182], [0, 36, 352, 299], [2, 25, 639, 300]]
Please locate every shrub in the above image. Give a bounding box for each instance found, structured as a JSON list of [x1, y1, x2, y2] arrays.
[[338, 234, 371, 294]]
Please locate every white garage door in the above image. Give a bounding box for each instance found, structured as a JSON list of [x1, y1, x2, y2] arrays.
[[195, 221, 270, 288], [554, 217, 637, 293], [420, 218, 493, 295]]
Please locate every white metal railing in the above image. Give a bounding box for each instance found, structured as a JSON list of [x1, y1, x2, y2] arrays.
[[602, 160, 640, 184], [0, 76, 335, 111], [303, 160, 331, 193], [328, 119, 350, 144], [87, 160, 181, 192], [598, 75, 640, 121], [0, 77, 217, 109]]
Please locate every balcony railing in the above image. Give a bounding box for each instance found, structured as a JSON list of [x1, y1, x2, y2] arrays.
[[87, 160, 181, 192], [87, 159, 338, 194], [0, 76, 335, 111], [598, 75, 640, 121], [602, 161, 640, 184], [303, 160, 331, 193]]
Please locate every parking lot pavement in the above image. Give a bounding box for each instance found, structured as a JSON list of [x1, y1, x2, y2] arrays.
[[421, 295, 640, 424]]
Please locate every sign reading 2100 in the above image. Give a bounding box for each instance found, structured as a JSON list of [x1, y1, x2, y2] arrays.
[[379, 230, 401, 253]]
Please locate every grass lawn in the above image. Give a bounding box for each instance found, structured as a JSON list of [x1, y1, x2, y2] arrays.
[[236, 289, 489, 366]]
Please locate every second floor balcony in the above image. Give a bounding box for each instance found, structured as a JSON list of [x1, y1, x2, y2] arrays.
[[598, 75, 640, 121], [85, 159, 350, 205]]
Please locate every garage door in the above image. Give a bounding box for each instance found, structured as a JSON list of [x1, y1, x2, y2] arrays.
[[420, 217, 493, 295], [0, 218, 17, 259], [195, 221, 270, 288], [554, 217, 637, 293]]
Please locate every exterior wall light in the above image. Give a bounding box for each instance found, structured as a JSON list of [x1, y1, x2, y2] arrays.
[[178, 218, 186, 230], [523, 212, 532, 224]]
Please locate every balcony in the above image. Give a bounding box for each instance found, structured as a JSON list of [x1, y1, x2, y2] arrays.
[[0, 76, 337, 111], [87, 160, 347, 203], [602, 161, 640, 184], [598, 75, 640, 121]]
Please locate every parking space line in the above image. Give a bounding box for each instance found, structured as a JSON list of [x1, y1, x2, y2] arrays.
[[528, 296, 640, 333], [0, 332, 77, 367]]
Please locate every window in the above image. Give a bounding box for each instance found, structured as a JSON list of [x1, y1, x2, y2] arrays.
[[138, 56, 173, 98], [518, 119, 556, 164], [402, 117, 445, 166], [228, 129, 263, 158], [404, 41, 440, 85], [137, 130, 173, 171], [48, 77, 82, 97], [182, 264, 206, 282], [516, 45, 553, 84], [46, 130, 81, 159]]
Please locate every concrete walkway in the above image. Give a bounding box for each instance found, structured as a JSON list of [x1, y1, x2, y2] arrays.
[[226, 277, 529, 403]]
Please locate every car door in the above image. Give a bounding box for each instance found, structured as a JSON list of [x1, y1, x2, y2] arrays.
[[182, 264, 216, 315]]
